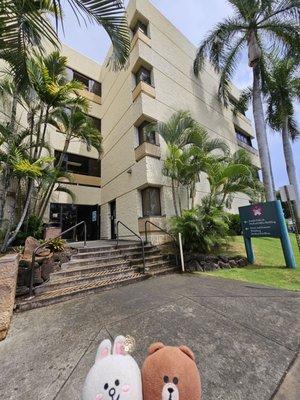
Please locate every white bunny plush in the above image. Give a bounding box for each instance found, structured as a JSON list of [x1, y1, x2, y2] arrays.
[[82, 335, 143, 400]]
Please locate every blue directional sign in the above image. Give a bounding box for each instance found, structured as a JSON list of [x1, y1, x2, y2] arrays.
[[239, 201, 296, 269]]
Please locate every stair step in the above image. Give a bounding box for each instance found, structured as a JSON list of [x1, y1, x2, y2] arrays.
[[129, 255, 166, 266], [75, 243, 149, 254], [73, 247, 158, 260], [16, 273, 148, 311], [36, 266, 136, 293], [56, 260, 130, 277]]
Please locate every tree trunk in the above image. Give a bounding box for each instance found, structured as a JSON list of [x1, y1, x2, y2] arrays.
[[282, 118, 300, 225], [9, 92, 18, 132], [2, 182, 34, 251], [252, 64, 275, 201], [37, 106, 50, 158], [171, 179, 179, 217], [177, 184, 182, 216], [38, 136, 71, 219]]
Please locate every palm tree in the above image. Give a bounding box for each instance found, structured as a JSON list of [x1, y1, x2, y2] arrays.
[[1, 0, 130, 82], [27, 51, 89, 159], [264, 57, 300, 223], [205, 149, 262, 210], [0, 122, 53, 251], [163, 144, 182, 216], [193, 0, 300, 202], [38, 106, 103, 218], [151, 110, 199, 148]]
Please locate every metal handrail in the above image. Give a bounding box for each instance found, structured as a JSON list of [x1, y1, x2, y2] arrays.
[[116, 220, 146, 273], [144, 220, 179, 268], [28, 221, 87, 297]]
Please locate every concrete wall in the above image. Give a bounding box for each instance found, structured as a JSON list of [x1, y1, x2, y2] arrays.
[[99, 0, 260, 240]]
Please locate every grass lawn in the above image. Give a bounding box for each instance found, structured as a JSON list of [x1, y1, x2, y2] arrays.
[[201, 234, 300, 291]]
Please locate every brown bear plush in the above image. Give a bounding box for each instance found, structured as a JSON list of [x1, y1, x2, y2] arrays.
[[142, 342, 201, 400]]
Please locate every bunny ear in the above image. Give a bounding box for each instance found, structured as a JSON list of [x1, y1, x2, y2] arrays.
[[95, 339, 112, 362], [113, 335, 126, 355]]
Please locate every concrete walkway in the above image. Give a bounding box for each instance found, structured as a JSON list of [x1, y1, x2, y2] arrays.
[[0, 274, 299, 400]]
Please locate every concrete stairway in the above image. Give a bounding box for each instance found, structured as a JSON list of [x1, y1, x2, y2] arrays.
[[16, 242, 178, 311]]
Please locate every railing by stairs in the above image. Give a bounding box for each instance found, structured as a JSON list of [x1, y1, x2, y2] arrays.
[[28, 221, 87, 298]]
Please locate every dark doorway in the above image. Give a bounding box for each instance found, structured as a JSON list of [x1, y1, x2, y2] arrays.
[[110, 200, 116, 239], [50, 203, 100, 241]]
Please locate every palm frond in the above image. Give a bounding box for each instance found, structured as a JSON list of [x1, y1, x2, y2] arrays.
[[51, 0, 130, 70], [55, 185, 76, 202]]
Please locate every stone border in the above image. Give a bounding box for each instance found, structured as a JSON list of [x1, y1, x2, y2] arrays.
[[0, 254, 19, 341]]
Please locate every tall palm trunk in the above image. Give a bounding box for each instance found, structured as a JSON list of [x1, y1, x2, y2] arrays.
[[282, 118, 300, 225], [2, 181, 34, 252], [171, 178, 179, 217], [252, 64, 275, 201], [38, 136, 71, 219]]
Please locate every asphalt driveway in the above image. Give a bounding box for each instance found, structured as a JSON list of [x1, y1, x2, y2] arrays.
[[0, 274, 299, 400]]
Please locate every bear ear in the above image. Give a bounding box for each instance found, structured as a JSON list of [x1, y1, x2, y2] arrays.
[[179, 345, 195, 361], [148, 342, 165, 355], [96, 339, 112, 362], [113, 335, 126, 356]]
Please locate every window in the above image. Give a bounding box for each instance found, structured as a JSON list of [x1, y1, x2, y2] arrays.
[[135, 66, 151, 86], [236, 130, 252, 147], [230, 97, 246, 115], [141, 187, 161, 217], [138, 121, 156, 145], [55, 151, 101, 177], [132, 20, 148, 36], [66, 68, 101, 96], [89, 116, 101, 132], [73, 70, 90, 89], [89, 80, 102, 96]]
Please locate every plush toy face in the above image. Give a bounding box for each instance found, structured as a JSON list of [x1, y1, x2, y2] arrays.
[[82, 336, 143, 400], [142, 343, 201, 400]]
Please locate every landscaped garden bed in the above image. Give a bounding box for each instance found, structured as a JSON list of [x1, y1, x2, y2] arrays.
[[200, 235, 300, 291]]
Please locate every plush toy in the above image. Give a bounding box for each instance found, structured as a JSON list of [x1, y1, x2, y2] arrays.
[[141, 342, 201, 400], [82, 335, 143, 400]]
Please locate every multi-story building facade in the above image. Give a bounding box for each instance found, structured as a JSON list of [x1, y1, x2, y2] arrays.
[[45, 0, 260, 243]]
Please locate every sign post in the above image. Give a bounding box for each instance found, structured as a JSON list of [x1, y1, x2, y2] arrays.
[[239, 200, 296, 269]]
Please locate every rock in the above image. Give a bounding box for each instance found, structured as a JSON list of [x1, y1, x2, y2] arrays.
[[219, 254, 229, 263], [204, 262, 219, 271], [16, 286, 29, 297], [222, 262, 231, 269], [218, 261, 230, 269], [229, 260, 237, 267], [236, 258, 248, 268], [33, 265, 43, 285], [186, 259, 202, 272], [22, 237, 40, 259], [41, 258, 60, 281], [21, 236, 52, 263]]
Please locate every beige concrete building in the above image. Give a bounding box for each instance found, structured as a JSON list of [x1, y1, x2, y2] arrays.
[[26, 0, 261, 242]]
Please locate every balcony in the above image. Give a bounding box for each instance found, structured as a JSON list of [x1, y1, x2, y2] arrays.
[[132, 81, 156, 102], [237, 139, 259, 156], [78, 89, 101, 105], [135, 141, 161, 162], [132, 29, 151, 49], [59, 173, 101, 187]]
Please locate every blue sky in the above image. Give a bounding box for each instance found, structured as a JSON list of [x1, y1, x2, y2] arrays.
[[58, 0, 299, 189]]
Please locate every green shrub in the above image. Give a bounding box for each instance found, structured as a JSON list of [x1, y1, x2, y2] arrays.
[[43, 237, 66, 252], [227, 213, 242, 235], [14, 214, 44, 245], [170, 205, 229, 253]]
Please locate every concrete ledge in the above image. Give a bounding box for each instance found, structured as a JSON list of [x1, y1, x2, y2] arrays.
[[132, 81, 156, 102], [135, 142, 161, 161], [131, 30, 151, 49], [0, 254, 19, 341], [78, 89, 101, 105]]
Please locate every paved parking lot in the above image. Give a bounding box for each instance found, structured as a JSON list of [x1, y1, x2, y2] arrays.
[[0, 274, 299, 399]]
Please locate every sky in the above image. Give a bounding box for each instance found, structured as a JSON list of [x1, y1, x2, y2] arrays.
[[58, 0, 300, 189]]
